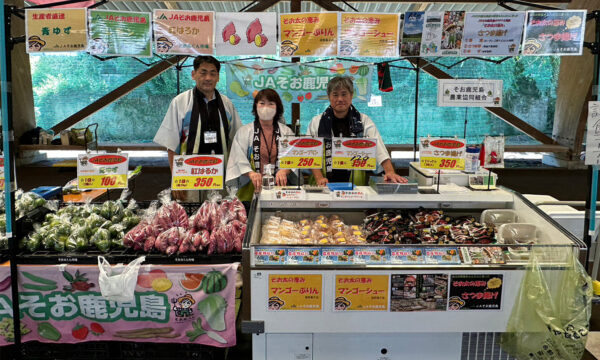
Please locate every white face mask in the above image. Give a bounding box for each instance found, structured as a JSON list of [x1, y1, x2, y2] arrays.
[[257, 106, 277, 121]]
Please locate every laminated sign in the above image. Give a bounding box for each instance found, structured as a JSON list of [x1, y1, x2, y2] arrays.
[[153, 10, 214, 55], [268, 274, 322, 311], [334, 274, 389, 311], [522, 10, 586, 56], [331, 137, 377, 170], [77, 153, 129, 189], [26, 8, 88, 53], [339, 13, 399, 57], [419, 137, 466, 171], [171, 155, 224, 190], [278, 137, 324, 169], [461, 12, 525, 56], [88, 10, 152, 57], [279, 12, 338, 56], [437, 79, 503, 107]]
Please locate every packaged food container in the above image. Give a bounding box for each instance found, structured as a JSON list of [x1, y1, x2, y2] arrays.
[[497, 223, 538, 245], [480, 209, 519, 226]]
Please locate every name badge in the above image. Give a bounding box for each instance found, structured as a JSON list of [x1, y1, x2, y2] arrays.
[[204, 131, 217, 144]]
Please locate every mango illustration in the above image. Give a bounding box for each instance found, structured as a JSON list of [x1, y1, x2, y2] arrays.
[[230, 81, 249, 97]]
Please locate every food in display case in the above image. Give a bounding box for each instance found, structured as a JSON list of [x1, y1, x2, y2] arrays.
[[260, 215, 366, 245]]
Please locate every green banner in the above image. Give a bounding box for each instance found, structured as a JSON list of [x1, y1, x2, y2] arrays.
[[88, 10, 152, 57]]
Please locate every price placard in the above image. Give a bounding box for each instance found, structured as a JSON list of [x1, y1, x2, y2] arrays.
[[278, 137, 323, 169], [419, 137, 466, 171], [171, 155, 224, 190], [331, 137, 377, 170], [77, 153, 129, 189]]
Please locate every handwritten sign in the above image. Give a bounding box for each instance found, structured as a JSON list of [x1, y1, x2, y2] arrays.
[[331, 137, 377, 170], [268, 274, 322, 311], [77, 154, 128, 189], [171, 155, 224, 190], [419, 138, 466, 171], [278, 137, 323, 169]]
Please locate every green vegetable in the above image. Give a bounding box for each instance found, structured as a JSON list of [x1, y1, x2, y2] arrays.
[[197, 294, 227, 332], [229, 80, 249, 97], [0, 318, 30, 342], [357, 65, 369, 76], [22, 272, 57, 286], [282, 92, 293, 102], [186, 318, 227, 344], [200, 270, 228, 294], [38, 322, 61, 341], [23, 283, 57, 291]]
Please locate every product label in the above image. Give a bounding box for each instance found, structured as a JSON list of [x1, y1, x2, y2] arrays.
[[424, 248, 461, 264], [273, 189, 306, 200], [77, 153, 129, 189], [331, 190, 366, 200], [448, 274, 503, 310], [389, 248, 425, 265], [171, 155, 224, 190], [278, 137, 323, 169], [320, 247, 355, 265], [285, 248, 320, 265], [334, 275, 389, 311], [353, 248, 389, 264], [331, 137, 377, 170], [419, 137, 466, 171], [268, 274, 322, 311], [254, 248, 286, 265]]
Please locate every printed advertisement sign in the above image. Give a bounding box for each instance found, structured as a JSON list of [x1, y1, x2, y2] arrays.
[[331, 137, 377, 170], [390, 274, 448, 312], [279, 12, 338, 56], [419, 138, 466, 171], [77, 153, 129, 189], [522, 10, 586, 56], [420, 12, 443, 56], [153, 10, 214, 55], [225, 61, 372, 103], [334, 275, 388, 311], [461, 12, 525, 56], [339, 13, 399, 57], [215, 12, 277, 56], [88, 10, 152, 57], [0, 264, 238, 347], [278, 137, 324, 169], [400, 11, 424, 57], [437, 79, 503, 108], [268, 274, 322, 311], [171, 155, 224, 190], [26, 8, 88, 53], [449, 274, 503, 310], [441, 11, 465, 56]]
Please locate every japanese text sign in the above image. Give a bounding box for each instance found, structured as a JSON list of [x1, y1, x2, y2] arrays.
[[0, 263, 238, 347], [279, 12, 338, 56], [448, 274, 503, 310], [339, 13, 399, 57], [331, 137, 377, 170], [461, 12, 525, 56], [77, 153, 129, 190], [522, 10, 586, 56], [278, 137, 323, 169], [153, 10, 214, 55], [26, 8, 88, 53], [225, 61, 372, 103], [215, 12, 277, 56], [419, 137, 466, 171], [268, 274, 322, 311], [586, 101, 600, 165], [88, 10, 152, 57], [334, 275, 388, 311], [437, 79, 503, 108], [171, 155, 224, 190]]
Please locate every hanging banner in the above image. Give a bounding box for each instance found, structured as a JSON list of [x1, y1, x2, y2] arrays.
[[331, 137, 377, 170], [26, 8, 88, 53], [420, 12, 443, 57], [390, 274, 448, 312], [153, 10, 214, 55], [88, 10, 152, 57], [522, 10, 586, 56], [0, 263, 238, 347], [268, 274, 322, 311], [77, 153, 129, 189], [27, 0, 95, 8], [448, 274, 503, 310], [419, 137, 466, 171], [334, 274, 389, 311], [586, 101, 600, 165], [437, 79, 503, 107], [400, 11, 424, 57], [339, 13, 399, 57], [441, 11, 465, 56], [225, 61, 372, 103], [461, 12, 525, 57], [215, 12, 277, 56], [171, 155, 224, 190], [278, 137, 324, 169], [279, 12, 338, 57]]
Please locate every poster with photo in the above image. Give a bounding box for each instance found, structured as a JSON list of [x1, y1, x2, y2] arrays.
[[522, 10, 586, 56], [441, 11, 465, 56], [420, 12, 443, 57], [390, 274, 448, 312], [401, 11, 424, 57]]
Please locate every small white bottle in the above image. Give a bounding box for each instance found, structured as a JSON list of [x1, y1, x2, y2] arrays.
[[262, 164, 275, 190]]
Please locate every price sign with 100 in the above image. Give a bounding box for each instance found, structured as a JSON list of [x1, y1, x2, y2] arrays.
[[171, 155, 224, 190], [77, 153, 129, 189]]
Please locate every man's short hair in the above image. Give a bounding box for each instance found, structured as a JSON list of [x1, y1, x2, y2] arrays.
[[327, 76, 354, 95], [193, 56, 221, 72]]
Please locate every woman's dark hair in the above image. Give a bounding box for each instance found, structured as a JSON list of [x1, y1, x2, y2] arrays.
[[252, 89, 285, 124]]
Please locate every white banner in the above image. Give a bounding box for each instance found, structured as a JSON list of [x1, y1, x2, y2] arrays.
[[215, 12, 277, 56], [437, 79, 503, 108], [461, 12, 525, 56]]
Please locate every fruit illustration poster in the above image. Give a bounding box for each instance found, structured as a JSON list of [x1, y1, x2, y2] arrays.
[[152, 10, 214, 55], [279, 12, 338, 56], [215, 13, 276, 56], [339, 13, 399, 57]]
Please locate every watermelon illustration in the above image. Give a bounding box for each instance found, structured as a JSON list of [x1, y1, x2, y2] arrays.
[[200, 270, 228, 294], [180, 273, 204, 292]]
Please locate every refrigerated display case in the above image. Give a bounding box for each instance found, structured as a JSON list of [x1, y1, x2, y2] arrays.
[[241, 186, 586, 360]]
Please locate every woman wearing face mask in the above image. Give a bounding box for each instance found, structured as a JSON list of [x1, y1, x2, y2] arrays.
[[226, 89, 296, 201]]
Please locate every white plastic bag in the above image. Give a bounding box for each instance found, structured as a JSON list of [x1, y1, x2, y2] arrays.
[[98, 255, 145, 302]]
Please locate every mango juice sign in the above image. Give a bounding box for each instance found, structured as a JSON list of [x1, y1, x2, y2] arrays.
[[419, 137, 466, 171], [332, 138, 377, 170], [153, 10, 214, 55], [88, 10, 152, 57], [278, 137, 324, 169], [268, 274, 322, 311], [280, 12, 338, 56], [171, 155, 224, 190], [26, 8, 88, 53], [77, 153, 129, 189], [334, 275, 389, 311], [339, 13, 399, 57]]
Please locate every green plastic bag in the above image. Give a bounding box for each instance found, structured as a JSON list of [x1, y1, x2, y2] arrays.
[[500, 248, 593, 360]]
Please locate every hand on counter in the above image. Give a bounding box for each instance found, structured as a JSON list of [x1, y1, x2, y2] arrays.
[[276, 169, 290, 186], [384, 172, 408, 184], [248, 171, 262, 192], [316, 177, 329, 187]]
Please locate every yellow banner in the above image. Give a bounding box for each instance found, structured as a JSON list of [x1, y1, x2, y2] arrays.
[[78, 174, 128, 189], [26, 9, 87, 53], [420, 157, 466, 170], [279, 156, 322, 169], [340, 13, 399, 57], [268, 274, 322, 311], [332, 157, 376, 170], [335, 274, 389, 311], [280, 12, 337, 56], [171, 176, 223, 190]]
